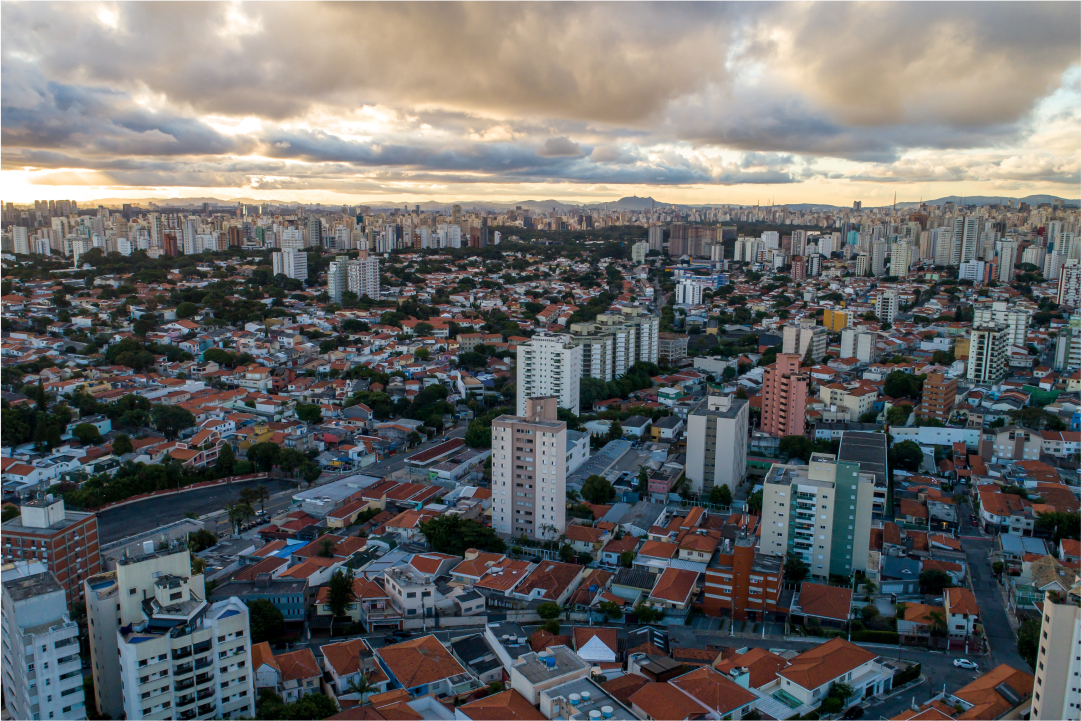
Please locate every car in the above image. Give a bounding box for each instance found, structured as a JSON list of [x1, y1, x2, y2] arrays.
[[954, 658, 979, 669], [842, 706, 865, 720]]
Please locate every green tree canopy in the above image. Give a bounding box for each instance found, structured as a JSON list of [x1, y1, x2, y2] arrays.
[[581, 474, 615, 504], [420, 515, 506, 557], [248, 599, 284, 644]]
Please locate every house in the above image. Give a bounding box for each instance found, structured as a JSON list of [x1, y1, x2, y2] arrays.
[[456, 689, 545, 721], [646, 567, 698, 614], [651, 415, 684, 441], [314, 576, 393, 626], [943, 587, 980, 639], [572, 627, 619, 668], [628, 680, 711, 720], [321, 638, 390, 702], [925, 664, 1034, 720], [669, 666, 758, 719], [513, 561, 584, 606], [714, 647, 789, 689], [599, 535, 641, 567], [251, 642, 322, 702], [771, 638, 893, 707], [792, 583, 852, 629], [564, 525, 610, 557], [375, 635, 476, 699], [621, 416, 652, 438], [508, 646, 590, 704]]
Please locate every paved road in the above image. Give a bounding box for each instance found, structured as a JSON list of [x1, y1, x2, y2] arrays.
[[97, 478, 296, 544], [963, 536, 1028, 672]]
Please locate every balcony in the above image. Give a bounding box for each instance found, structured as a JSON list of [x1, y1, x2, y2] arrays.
[[195, 672, 215, 687], [172, 647, 193, 661], [176, 694, 195, 708], [196, 687, 215, 702], [175, 679, 195, 693], [194, 657, 213, 671], [174, 663, 193, 676], [178, 711, 197, 720], [192, 640, 212, 655], [198, 702, 216, 715]]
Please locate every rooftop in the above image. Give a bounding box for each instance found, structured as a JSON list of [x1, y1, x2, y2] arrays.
[[512, 645, 589, 684]]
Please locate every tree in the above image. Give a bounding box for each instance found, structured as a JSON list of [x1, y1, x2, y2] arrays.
[[248, 599, 284, 643], [295, 403, 323, 425], [537, 602, 562, 621], [747, 490, 763, 514], [248, 485, 271, 513], [188, 529, 219, 553], [919, 569, 953, 594], [886, 404, 913, 426], [420, 515, 506, 556], [619, 550, 636, 568], [72, 423, 103, 446], [633, 603, 665, 623], [560, 543, 577, 562], [859, 410, 880, 423], [247, 442, 280, 472], [346, 674, 376, 700], [407, 431, 423, 448], [175, 302, 200, 319], [709, 484, 733, 507], [599, 600, 623, 620], [543, 619, 561, 634], [225, 502, 255, 532], [581, 474, 615, 504], [215, 442, 236, 476], [277, 448, 308, 473], [784, 552, 810, 584], [606, 420, 624, 443], [860, 604, 880, 622], [890, 440, 924, 472], [1034, 511, 1080, 544], [326, 569, 357, 618], [928, 610, 948, 638], [111, 433, 133, 456], [151, 404, 196, 440], [1017, 618, 1040, 669], [884, 370, 925, 400], [778, 435, 813, 462]]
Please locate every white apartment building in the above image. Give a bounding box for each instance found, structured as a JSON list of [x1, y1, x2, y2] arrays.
[[854, 253, 869, 277], [953, 216, 981, 265], [998, 240, 1018, 283], [758, 454, 876, 580], [2, 564, 86, 720], [327, 258, 348, 304], [84, 545, 255, 720], [12, 226, 30, 254], [516, 333, 582, 416], [840, 328, 877, 365], [1057, 261, 1081, 308], [569, 307, 658, 382], [874, 289, 899, 324], [684, 395, 749, 497], [675, 277, 704, 305], [890, 241, 911, 277], [347, 258, 380, 300], [648, 224, 664, 252], [973, 301, 1030, 348], [782, 322, 828, 362], [871, 240, 887, 277], [958, 260, 987, 282], [967, 323, 1009, 384], [272, 249, 307, 281], [491, 397, 568, 541], [1030, 582, 1081, 720], [279, 227, 304, 251]]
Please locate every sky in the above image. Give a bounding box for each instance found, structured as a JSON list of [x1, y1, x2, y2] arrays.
[[1, 2, 1079, 207]]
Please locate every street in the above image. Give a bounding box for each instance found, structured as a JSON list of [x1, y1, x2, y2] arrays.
[[963, 536, 1028, 672]]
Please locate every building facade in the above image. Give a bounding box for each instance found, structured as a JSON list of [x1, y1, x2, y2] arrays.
[[761, 353, 808, 438], [1030, 582, 1081, 720], [967, 323, 1009, 384], [491, 397, 568, 541], [684, 394, 749, 497], [516, 334, 582, 416]]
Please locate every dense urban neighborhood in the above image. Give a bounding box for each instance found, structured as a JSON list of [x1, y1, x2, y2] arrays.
[[2, 196, 1080, 721]]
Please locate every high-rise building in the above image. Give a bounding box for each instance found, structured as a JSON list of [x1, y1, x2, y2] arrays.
[[182, 217, 198, 255], [685, 394, 749, 497], [822, 309, 851, 332], [890, 241, 911, 277], [85, 544, 255, 720], [346, 257, 380, 300], [1, 495, 101, 605], [758, 453, 876, 580], [782, 322, 828, 362], [875, 289, 899, 324], [871, 240, 887, 276], [973, 301, 1030, 347], [306, 215, 322, 247], [952, 216, 981, 265], [516, 334, 582, 416], [280, 227, 305, 251], [918, 372, 957, 423], [1053, 314, 1081, 371], [1030, 581, 1081, 720], [648, 224, 664, 252], [840, 328, 876, 365], [854, 253, 869, 277], [2, 563, 86, 720], [491, 397, 567, 541], [967, 324, 1009, 385], [327, 257, 349, 303], [11, 225, 30, 254], [998, 240, 1018, 283], [272, 249, 308, 281], [568, 307, 658, 382], [162, 231, 178, 257], [675, 277, 704, 305], [761, 353, 808, 438], [1057, 261, 1081, 308]]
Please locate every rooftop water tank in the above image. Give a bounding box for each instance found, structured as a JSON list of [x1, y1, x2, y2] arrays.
[[602, 706, 614, 719], [545, 655, 556, 669], [569, 694, 581, 706], [590, 712, 601, 721], [142, 540, 154, 555], [581, 692, 591, 702]]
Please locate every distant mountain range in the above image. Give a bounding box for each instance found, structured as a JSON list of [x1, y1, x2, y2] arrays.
[[83, 193, 1078, 211]]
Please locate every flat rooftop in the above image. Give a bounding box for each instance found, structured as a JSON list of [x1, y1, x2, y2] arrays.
[[293, 474, 383, 504], [764, 463, 832, 489], [542, 678, 636, 721], [2, 571, 63, 602], [513, 645, 588, 684], [837, 431, 888, 483]]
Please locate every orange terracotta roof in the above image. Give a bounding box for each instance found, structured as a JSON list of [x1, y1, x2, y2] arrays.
[[376, 635, 466, 689], [953, 664, 1034, 720], [714, 647, 788, 688], [458, 690, 545, 721], [670, 666, 757, 715], [649, 567, 698, 604], [945, 587, 980, 617], [274, 648, 321, 682], [629, 680, 710, 719], [778, 638, 877, 691], [796, 583, 852, 622]]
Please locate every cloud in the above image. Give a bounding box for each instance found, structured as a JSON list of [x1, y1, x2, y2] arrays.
[[535, 137, 583, 158], [1, 2, 1078, 198]]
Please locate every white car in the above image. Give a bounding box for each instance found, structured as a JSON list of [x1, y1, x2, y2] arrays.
[[954, 659, 978, 669]]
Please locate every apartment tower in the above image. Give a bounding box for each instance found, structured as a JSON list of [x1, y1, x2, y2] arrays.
[[491, 397, 568, 541], [685, 394, 749, 497], [917, 373, 957, 423], [516, 333, 583, 416], [761, 353, 808, 438]]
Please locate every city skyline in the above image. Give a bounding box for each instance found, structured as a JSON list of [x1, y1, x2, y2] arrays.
[[1, 2, 1079, 206]]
